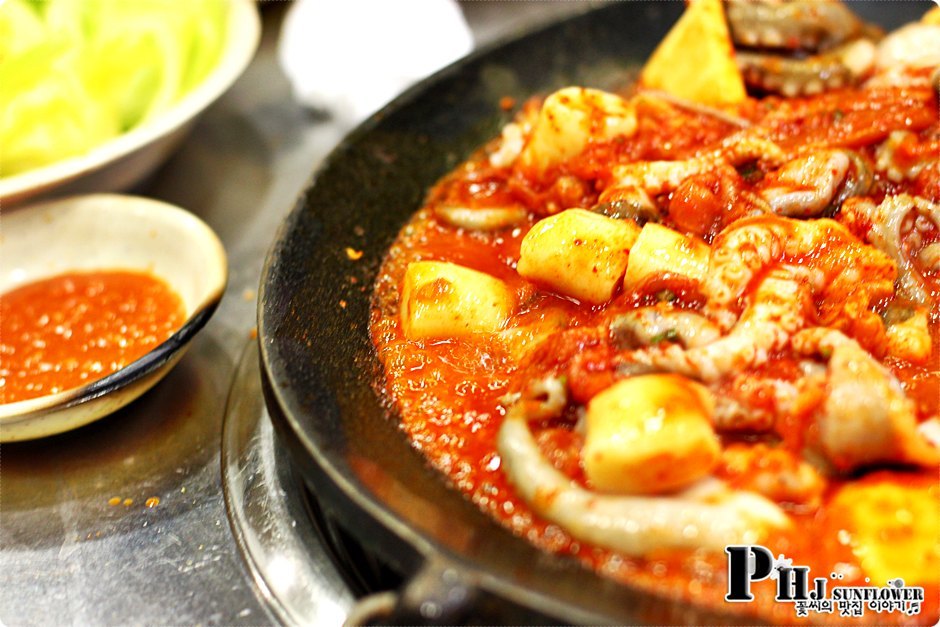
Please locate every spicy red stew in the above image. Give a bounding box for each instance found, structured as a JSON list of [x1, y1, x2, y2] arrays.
[[370, 2, 939, 623]]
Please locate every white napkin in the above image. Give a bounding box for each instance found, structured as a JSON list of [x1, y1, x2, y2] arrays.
[[278, 0, 474, 126]]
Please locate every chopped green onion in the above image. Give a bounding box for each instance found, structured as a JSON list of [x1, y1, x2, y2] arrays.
[[649, 328, 679, 344]]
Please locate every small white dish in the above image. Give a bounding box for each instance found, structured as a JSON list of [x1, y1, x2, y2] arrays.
[[0, 194, 228, 442], [0, 0, 261, 208]]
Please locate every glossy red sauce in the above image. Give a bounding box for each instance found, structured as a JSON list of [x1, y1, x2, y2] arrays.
[[1, 271, 185, 403], [370, 71, 940, 622]]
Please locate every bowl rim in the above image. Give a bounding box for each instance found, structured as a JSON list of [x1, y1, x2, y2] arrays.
[[0, 193, 228, 426], [0, 0, 261, 201]]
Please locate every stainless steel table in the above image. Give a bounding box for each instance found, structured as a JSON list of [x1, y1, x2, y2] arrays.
[[0, 3, 590, 624]]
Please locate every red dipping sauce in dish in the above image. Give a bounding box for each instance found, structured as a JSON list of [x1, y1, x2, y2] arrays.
[[0, 270, 186, 404]]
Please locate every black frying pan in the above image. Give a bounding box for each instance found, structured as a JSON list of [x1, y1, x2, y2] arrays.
[[258, 2, 929, 623]]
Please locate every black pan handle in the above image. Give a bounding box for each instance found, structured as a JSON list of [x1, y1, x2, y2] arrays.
[[343, 558, 479, 626]]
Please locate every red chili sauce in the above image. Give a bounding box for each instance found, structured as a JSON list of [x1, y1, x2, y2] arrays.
[[370, 72, 940, 623], [1, 271, 185, 403]]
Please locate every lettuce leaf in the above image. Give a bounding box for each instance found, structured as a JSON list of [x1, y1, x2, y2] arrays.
[[0, 0, 227, 177]]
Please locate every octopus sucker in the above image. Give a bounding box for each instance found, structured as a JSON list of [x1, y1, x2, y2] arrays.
[[725, 0, 940, 97], [725, 0, 883, 97], [725, 0, 872, 52], [736, 38, 876, 97], [842, 194, 940, 309]]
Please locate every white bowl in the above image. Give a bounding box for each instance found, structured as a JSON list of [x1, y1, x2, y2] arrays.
[[0, 0, 261, 208], [0, 194, 228, 441]]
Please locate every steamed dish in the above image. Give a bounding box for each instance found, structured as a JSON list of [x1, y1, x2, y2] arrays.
[[0, 0, 228, 177], [370, 0, 939, 622]]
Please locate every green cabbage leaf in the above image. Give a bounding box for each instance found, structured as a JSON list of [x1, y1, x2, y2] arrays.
[[0, 0, 228, 177]]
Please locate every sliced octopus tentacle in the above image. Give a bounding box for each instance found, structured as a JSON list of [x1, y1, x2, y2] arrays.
[[759, 150, 852, 216], [725, 0, 870, 52], [497, 392, 789, 556], [704, 214, 895, 322], [629, 212, 897, 383], [607, 132, 784, 198], [757, 148, 873, 217], [725, 0, 882, 97], [832, 150, 874, 207], [609, 307, 721, 350], [842, 194, 940, 307], [736, 38, 877, 97], [792, 328, 940, 472], [631, 266, 813, 382], [434, 205, 528, 231], [590, 192, 660, 225]]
